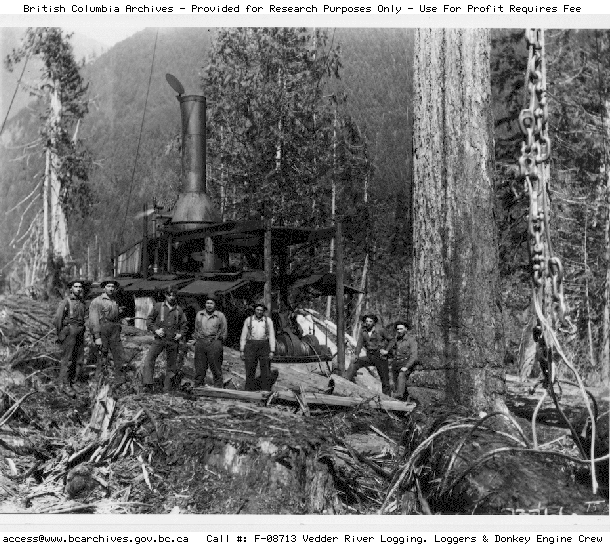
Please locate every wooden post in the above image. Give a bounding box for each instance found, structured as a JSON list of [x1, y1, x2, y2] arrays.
[[167, 235, 173, 274], [96, 234, 100, 280], [142, 202, 149, 278], [278, 246, 288, 310], [110, 243, 116, 278], [152, 214, 159, 274], [335, 220, 345, 374], [264, 220, 272, 312]]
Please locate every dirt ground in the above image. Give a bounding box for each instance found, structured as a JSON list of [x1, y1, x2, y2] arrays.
[[0, 317, 608, 515]]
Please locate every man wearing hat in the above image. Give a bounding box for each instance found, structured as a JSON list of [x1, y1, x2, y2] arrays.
[[89, 280, 125, 384], [383, 320, 418, 400], [142, 286, 188, 393], [53, 280, 87, 395], [345, 313, 392, 395], [239, 302, 276, 391], [193, 294, 228, 388]]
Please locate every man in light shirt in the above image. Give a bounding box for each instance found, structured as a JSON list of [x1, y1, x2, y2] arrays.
[[89, 280, 125, 384], [239, 302, 276, 391], [193, 294, 227, 388]]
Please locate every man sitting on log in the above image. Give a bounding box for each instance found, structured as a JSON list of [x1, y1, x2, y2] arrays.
[[384, 319, 418, 400], [142, 286, 188, 393], [240, 302, 276, 391], [193, 294, 227, 388], [345, 313, 392, 395], [53, 280, 86, 396], [88, 280, 125, 385]]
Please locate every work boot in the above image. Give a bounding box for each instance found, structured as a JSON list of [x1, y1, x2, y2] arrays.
[[393, 372, 408, 401]]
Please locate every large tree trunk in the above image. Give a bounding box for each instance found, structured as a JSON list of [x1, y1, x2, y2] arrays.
[[49, 83, 70, 260], [600, 100, 610, 384], [411, 29, 505, 412]]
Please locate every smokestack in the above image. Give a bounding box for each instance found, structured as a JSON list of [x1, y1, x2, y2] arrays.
[[171, 94, 221, 230]]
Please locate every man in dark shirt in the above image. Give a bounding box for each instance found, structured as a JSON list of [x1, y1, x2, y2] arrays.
[[53, 280, 86, 396], [385, 319, 418, 400], [345, 313, 392, 395], [143, 286, 188, 393]]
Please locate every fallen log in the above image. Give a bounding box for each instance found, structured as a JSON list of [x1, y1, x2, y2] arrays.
[[192, 386, 414, 412], [379, 386, 609, 515], [277, 365, 393, 400]]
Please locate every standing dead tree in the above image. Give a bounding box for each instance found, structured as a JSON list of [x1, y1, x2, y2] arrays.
[[4, 27, 90, 291]]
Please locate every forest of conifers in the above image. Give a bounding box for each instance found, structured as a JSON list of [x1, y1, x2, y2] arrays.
[[0, 28, 608, 387]]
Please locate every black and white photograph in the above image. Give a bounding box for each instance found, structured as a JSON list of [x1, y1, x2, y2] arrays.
[[0, 24, 608, 516]]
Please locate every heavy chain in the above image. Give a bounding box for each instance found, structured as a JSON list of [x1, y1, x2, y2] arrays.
[[518, 29, 569, 384]]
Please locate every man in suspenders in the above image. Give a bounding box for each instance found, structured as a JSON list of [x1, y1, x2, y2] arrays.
[[142, 286, 188, 393], [53, 280, 86, 396], [89, 280, 125, 384], [239, 302, 276, 391], [193, 294, 227, 388], [345, 312, 392, 395], [385, 319, 418, 400]]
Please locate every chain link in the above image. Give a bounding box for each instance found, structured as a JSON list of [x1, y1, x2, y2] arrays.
[[518, 29, 571, 385]]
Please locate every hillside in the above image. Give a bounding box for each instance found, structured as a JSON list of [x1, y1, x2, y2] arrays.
[[0, 27, 107, 122], [0, 27, 413, 274]]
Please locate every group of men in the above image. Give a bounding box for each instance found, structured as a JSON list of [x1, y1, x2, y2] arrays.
[[54, 279, 417, 398], [53, 279, 277, 395], [53, 279, 124, 396], [346, 313, 418, 399]]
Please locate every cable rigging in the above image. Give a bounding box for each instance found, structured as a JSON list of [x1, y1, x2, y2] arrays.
[[0, 54, 30, 137], [119, 29, 159, 247], [518, 28, 599, 494]]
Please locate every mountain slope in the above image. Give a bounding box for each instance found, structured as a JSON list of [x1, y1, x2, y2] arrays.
[[1, 27, 107, 122], [0, 27, 413, 276]]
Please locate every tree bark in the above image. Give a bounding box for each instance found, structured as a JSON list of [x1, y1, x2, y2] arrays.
[[49, 82, 70, 260], [600, 100, 610, 384], [411, 29, 505, 412]]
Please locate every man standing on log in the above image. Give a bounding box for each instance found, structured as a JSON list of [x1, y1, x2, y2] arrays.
[[384, 320, 418, 400], [193, 295, 227, 388], [142, 286, 188, 393], [89, 280, 125, 384], [53, 280, 86, 396], [240, 302, 276, 391], [345, 313, 392, 395]]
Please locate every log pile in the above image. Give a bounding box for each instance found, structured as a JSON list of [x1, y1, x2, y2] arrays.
[[0, 296, 56, 348], [0, 296, 59, 371]]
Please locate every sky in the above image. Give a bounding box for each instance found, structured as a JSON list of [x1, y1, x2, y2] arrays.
[[65, 26, 146, 47]]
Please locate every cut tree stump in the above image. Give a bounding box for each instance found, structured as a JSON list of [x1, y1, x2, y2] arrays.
[[116, 396, 347, 514], [87, 385, 116, 440]]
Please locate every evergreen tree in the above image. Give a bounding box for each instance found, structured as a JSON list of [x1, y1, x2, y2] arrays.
[[5, 27, 90, 287], [202, 28, 342, 227]]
